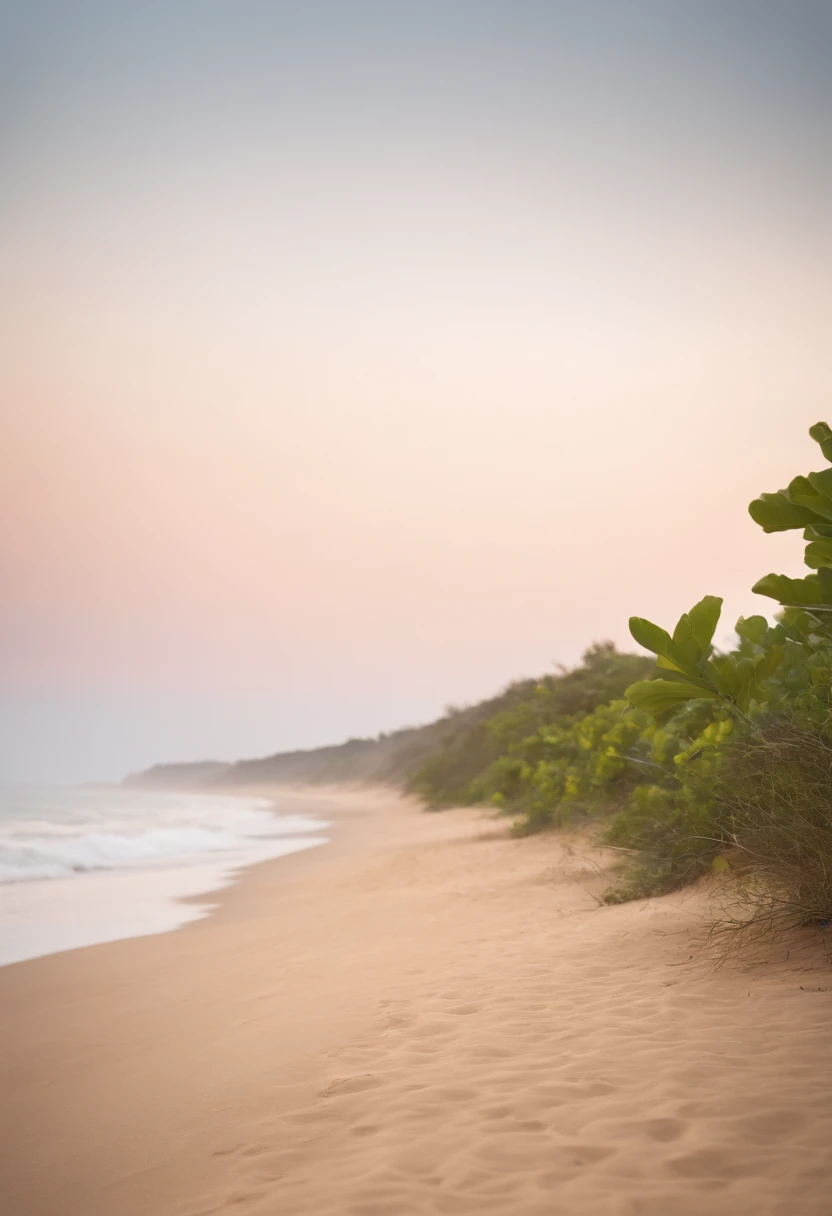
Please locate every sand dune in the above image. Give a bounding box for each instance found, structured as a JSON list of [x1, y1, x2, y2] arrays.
[[2, 787, 831, 1216]]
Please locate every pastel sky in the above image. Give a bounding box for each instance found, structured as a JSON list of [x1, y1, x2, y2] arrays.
[[2, 2, 830, 783]]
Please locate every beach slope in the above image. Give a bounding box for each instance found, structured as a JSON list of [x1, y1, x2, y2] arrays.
[[1, 786, 831, 1216]]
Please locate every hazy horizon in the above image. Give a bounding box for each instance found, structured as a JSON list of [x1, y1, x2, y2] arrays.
[[2, 2, 830, 783]]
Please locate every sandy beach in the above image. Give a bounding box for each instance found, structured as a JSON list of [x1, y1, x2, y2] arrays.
[[2, 786, 831, 1216]]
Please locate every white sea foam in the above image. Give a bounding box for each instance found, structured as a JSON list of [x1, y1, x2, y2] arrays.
[[0, 786, 329, 964]]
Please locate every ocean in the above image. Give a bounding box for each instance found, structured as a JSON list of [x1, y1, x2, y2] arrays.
[[0, 786, 329, 966]]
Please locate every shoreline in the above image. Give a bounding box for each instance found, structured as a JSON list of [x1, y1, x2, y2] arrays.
[[0, 783, 336, 967], [2, 785, 831, 1216]]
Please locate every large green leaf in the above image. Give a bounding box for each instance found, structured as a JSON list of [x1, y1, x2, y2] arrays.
[[735, 615, 769, 646], [706, 654, 742, 699], [752, 572, 822, 606], [670, 613, 702, 669], [818, 567, 832, 605], [650, 667, 717, 692], [628, 617, 700, 677], [804, 530, 832, 569], [788, 476, 832, 523], [777, 609, 819, 643], [808, 468, 832, 503], [629, 616, 673, 657], [754, 644, 784, 683], [686, 595, 722, 653], [625, 679, 719, 719], [748, 491, 817, 533], [809, 421, 832, 463], [735, 656, 756, 691]]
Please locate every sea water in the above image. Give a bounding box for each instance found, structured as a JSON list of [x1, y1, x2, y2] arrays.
[[0, 786, 329, 965]]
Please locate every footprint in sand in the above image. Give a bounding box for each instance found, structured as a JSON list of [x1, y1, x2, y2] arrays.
[[411, 1021, 455, 1038], [434, 1086, 478, 1101], [640, 1117, 686, 1142], [319, 1075, 383, 1098], [667, 1146, 758, 1179]]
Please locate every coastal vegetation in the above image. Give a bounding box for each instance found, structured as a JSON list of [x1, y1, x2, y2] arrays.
[[408, 422, 832, 939], [129, 423, 832, 942]]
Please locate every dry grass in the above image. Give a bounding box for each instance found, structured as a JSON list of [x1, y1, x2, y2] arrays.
[[708, 725, 832, 946], [602, 723, 832, 960]]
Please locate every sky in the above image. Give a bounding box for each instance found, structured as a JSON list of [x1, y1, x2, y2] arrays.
[[1, 2, 830, 784]]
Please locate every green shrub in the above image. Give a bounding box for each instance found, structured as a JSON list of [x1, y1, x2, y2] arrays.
[[601, 782, 721, 902], [409, 420, 832, 949], [407, 643, 654, 810], [601, 421, 832, 913]]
